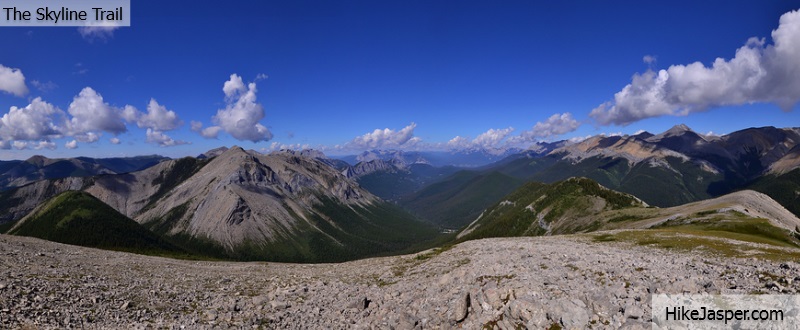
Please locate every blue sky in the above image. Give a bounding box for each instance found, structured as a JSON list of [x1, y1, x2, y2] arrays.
[[1, 1, 799, 160]]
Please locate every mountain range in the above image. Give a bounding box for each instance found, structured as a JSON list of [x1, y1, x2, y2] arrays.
[[1, 124, 799, 263], [0, 154, 168, 190], [396, 125, 800, 230], [0, 147, 439, 262]]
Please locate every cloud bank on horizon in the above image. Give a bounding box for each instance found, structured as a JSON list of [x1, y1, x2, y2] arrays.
[[590, 9, 800, 126]]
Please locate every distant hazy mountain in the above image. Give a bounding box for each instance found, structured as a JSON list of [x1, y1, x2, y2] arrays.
[[335, 148, 528, 168], [338, 143, 564, 202], [350, 161, 461, 201], [0, 154, 167, 190]]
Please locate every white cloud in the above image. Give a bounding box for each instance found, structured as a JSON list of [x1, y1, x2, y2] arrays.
[[12, 141, 27, 150], [123, 99, 183, 131], [6, 141, 56, 150], [0, 88, 188, 150], [67, 87, 128, 135], [74, 132, 100, 143], [223, 74, 246, 97], [191, 120, 223, 139], [195, 74, 272, 142], [65, 140, 78, 149], [77, 25, 120, 42], [0, 64, 29, 97], [348, 123, 419, 149], [568, 135, 592, 143], [527, 113, 580, 138], [591, 10, 800, 126], [446, 136, 472, 150], [643, 55, 657, 64], [263, 142, 311, 153], [445, 127, 515, 153], [472, 127, 514, 149], [0, 97, 67, 141], [145, 129, 189, 147]]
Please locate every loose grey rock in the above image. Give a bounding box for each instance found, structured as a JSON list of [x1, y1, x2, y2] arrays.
[[450, 291, 470, 323], [0, 233, 797, 329]]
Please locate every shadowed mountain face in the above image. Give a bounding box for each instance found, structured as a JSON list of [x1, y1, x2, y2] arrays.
[[0, 147, 438, 262], [6, 191, 183, 256]]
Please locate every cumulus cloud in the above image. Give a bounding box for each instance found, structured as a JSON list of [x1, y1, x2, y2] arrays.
[[0, 87, 191, 150], [193, 74, 272, 142], [591, 10, 800, 126], [145, 129, 189, 147], [123, 99, 183, 131], [223, 74, 246, 97], [65, 140, 78, 149], [472, 127, 514, 149], [445, 127, 515, 153], [446, 136, 472, 150], [74, 132, 100, 143], [0, 64, 29, 97], [191, 120, 223, 139], [0, 97, 67, 142], [33, 141, 55, 150], [263, 141, 312, 153], [67, 87, 128, 135], [348, 123, 420, 150], [526, 113, 580, 139]]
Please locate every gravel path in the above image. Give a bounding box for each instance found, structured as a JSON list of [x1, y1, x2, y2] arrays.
[[1, 233, 798, 329]]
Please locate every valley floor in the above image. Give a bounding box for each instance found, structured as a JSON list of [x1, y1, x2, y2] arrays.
[[1, 233, 798, 329]]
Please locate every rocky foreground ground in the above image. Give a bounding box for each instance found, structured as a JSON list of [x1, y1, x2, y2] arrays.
[[1, 233, 799, 329]]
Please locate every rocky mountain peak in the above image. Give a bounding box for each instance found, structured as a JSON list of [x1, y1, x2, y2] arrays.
[[645, 124, 699, 142]]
